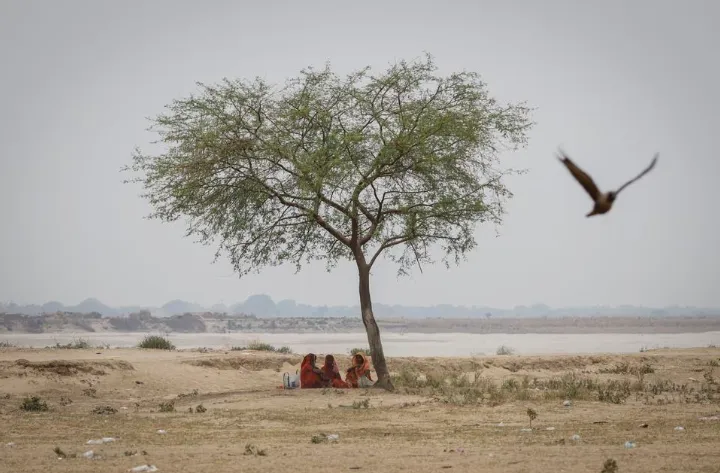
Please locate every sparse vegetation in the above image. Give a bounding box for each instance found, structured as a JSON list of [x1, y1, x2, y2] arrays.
[[231, 341, 292, 353], [496, 345, 515, 356], [601, 458, 618, 473], [82, 387, 98, 397], [390, 365, 719, 407], [244, 443, 267, 456], [311, 434, 326, 444], [137, 335, 175, 350], [194, 404, 207, 413], [0, 340, 16, 348], [599, 361, 654, 376], [52, 337, 92, 349], [352, 399, 371, 409], [21, 396, 48, 411], [526, 407, 537, 428], [91, 405, 117, 415], [158, 400, 175, 412], [350, 347, 372, 357]]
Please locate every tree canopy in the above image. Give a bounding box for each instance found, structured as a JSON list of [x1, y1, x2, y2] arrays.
[[124, 54, 533, 389], [125, 54, 533, 278]]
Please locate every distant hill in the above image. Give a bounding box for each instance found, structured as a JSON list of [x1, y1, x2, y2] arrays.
[[1, 296, 718, 319]]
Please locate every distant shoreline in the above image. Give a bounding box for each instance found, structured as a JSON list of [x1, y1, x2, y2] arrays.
[[2, 312, 720, 335]]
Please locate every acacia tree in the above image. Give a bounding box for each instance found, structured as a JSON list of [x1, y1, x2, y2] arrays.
[[124, 54, 533, 390]]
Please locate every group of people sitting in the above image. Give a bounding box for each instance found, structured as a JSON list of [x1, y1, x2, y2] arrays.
[[300, 352, 373, 389]]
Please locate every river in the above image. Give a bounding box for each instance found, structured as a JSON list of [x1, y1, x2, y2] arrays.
[[3, 331, 719, 357]]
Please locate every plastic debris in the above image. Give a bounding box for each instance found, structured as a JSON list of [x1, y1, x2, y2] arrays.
[[520, 428, 532, 432], [83, 450, 95, 459], [5, 442, 16, 447], [563, 400, 572, 407], [497, 422, 505, 427], [87, 437, 116, 445], [624, 441, 636, 449], [156, 430, 167, 434], [674, 426, 685, 431], [699, 415, 720, 422], [545, 427, 556, 431], [129, 465, 158, 473], [639, 423, 649, 428], [326, 434, 339, 442], [571, 434, 581, 441]]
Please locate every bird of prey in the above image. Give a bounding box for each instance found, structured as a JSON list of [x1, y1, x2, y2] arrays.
[[557, 150, 659, 217]]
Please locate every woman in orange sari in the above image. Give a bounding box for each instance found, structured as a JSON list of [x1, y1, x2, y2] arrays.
[[345, 353, 374, 388], [300, 353, 330, 389], [321, 354, 349, 388]]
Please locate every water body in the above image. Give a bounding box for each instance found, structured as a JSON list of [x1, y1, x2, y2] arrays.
[[3, 331, 719, 357]]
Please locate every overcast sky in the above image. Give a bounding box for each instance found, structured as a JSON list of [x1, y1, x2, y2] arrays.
[[1, 0, 718, 309]]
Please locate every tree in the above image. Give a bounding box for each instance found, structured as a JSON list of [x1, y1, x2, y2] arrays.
[[124, 54, 533, 390]]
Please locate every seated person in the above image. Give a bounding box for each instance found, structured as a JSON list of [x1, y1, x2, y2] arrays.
[[321, 354, 349, 389], [300, 353, 330, 389], [345, 352, 374, 388]]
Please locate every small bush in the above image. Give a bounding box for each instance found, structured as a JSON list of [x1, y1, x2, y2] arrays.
[[53, 446, 66, 458], [231, 341, 292, 353], [350, 347, 371, 356], [352, 399, 370, 409], [244, 443, 267, 456], [0, 340, 16, 348], [601, 458, 618, 473], [195, 404, 207, 413], [138, 335, 175, 350], [158, 400, 175, 412], [54, 338, 92, 349], [92, 405, 117, 415], [21, 396, 48, 411], [526, 407, 538, 428], [496, 345, 515, 356]]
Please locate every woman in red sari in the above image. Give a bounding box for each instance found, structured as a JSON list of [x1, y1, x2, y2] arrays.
[[345, 353, 374, 388], [300, 353, 330, 389], [321, 354, 349, 388]]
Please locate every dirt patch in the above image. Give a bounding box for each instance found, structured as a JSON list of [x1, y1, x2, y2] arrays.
[[0, 359, 134, 377], [184, 355, 302, 371]]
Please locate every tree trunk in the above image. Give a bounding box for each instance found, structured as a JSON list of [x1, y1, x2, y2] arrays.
[[355, 257, 394, 391]]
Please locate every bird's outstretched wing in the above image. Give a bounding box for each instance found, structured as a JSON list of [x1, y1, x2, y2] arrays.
[[557, 151, 601, 201], [614, 153, 659, 196]]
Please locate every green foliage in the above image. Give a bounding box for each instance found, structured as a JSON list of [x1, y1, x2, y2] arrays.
[[350, 347, 372, 356], [601, 459, 618, 473], [526, 407, 537, 427], [137, 335, 175, 350], [21, 396, 48, 412], [231, 341, 292, 353], [124, 54, 533, 277], [158, 400, 175, 412]]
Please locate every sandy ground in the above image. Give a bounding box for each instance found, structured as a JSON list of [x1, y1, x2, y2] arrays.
[[1, 346, 719, 473]]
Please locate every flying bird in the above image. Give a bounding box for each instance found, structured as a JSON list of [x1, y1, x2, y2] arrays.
[[557, 150, 659, 217]]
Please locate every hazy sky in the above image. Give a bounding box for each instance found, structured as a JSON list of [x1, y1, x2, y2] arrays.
[[1, 0, 718, 309]]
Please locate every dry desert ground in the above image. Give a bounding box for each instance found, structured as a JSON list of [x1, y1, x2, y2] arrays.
[[1, 345, 719, 473]]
